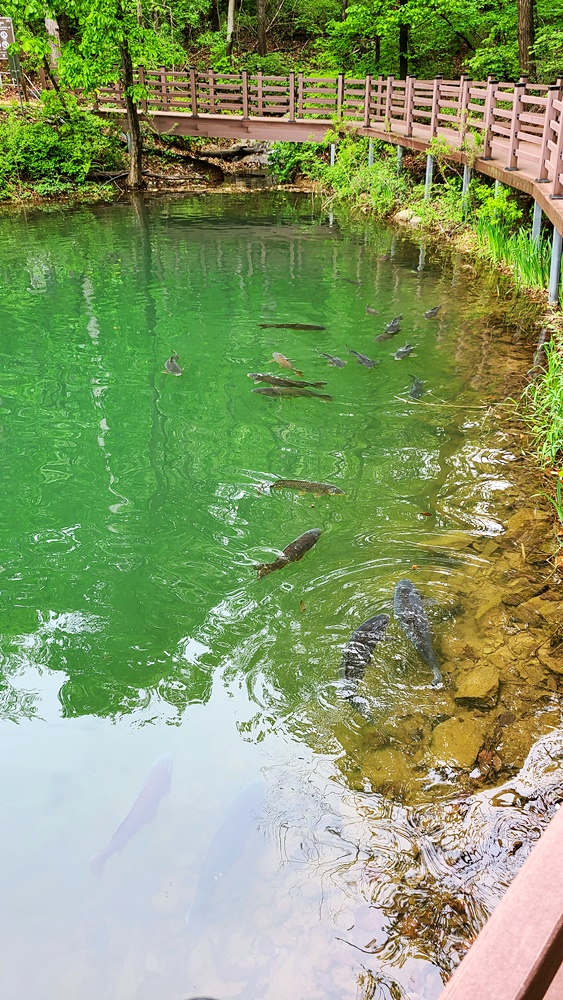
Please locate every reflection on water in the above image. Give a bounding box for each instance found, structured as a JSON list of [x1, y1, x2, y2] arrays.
[[0, 193, 560, 998]]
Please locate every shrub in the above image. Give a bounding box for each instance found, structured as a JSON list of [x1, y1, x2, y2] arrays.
[[0, 92, 124, 194]]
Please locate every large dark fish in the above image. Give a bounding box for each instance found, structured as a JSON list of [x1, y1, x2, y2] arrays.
[[270, 479, 344, 495], [375, 332, 393, 342], [319, 352, 346, 367], [385, 315, 402, 335], [258, 323, 326, 330], [248, 373, 327, 389], [347, 347, 378, 367], [341, 614, 390, 681], [186, 780, 265, 928], [408, 375, 425, 399], [393, 579, 442, 687], [252, 386, 332, 401], [340, 614, 390, 718], [423, 305, 441, 319], [394, 342, 414, 360], [163, 351, 183, 375], [90, 755, 173, 878], [255, 528, 321, 579]]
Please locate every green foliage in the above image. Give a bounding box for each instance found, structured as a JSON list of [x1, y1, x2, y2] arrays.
[[195, 28, 231, 71], [269, 141, 329, 183], [319, 135, 411, 216], [476, 185, 523, 231], [522, 338, 563, 467], [0, 94, 124, 196]]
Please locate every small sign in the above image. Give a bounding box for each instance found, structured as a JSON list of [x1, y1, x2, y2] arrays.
[[0, 17, 15, 61]]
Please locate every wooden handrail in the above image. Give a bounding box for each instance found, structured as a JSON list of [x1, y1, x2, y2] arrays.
[[58, 67, 563, 212], [440, 805, 563, 1000]]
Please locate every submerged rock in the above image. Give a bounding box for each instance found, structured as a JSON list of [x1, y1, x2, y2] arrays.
[[454, 665, 500, 709], [430, 717, 486, 769]]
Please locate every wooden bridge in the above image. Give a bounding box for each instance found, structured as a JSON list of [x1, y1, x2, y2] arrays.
[[65, 66, 563, 302]]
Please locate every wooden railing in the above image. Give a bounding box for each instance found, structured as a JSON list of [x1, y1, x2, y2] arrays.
[[38, 66, 563, 203]]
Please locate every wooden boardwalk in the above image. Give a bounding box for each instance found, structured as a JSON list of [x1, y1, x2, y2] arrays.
[[70, 67, 563, 237]]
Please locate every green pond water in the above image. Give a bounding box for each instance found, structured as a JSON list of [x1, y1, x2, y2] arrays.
[[0, 192, 561, 999]]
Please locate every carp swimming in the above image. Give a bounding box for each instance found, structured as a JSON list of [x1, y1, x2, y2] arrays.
[[393, 579, 443, 687], [255, 528, 321, 579]]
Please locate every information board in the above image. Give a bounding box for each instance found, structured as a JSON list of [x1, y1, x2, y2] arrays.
[[0, 17, 15, 61]]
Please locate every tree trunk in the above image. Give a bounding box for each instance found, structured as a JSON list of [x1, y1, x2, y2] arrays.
[[226, 0, 235, 58], [120, 40, 144, 190], [518, 0, 535, 79], [58, 13, 70, 44], [375, 34, 381, 66], [211, 0, 221, 32], [44, 17, 61, 67], [257, 0, 267, 56], [341, 0, 347, 20], [399, 0, 408, 79], [399, 22, 408, 78]]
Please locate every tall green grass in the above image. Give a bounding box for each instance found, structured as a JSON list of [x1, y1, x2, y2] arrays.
[[476, 219, 551, 291], [521, 337, 563, 467]]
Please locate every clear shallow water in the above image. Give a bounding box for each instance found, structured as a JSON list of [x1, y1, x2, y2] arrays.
[[0, 193, 559, 999]]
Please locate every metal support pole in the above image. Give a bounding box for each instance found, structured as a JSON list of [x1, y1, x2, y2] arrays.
[[532, 200, 543, 242], [397, 144, 403, 175], [462, 164, 471, 196], [495, 179, 501, 195], [461, 164, 471, 216], [424, 154, 434, 199], [126, 131, 132, 154], [548, 226, 563, 306], [330, 143, 336, 167], [368, 138, 374, 167]]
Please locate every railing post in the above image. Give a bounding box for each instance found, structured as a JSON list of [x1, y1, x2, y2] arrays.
[[537, 84, 560, 182], [404, 75, 414, 137], [289, 70, 295, 122], [549, 95, 563, 198], [160, 66, 169, 111], [257, 70, 263, 115], [138, 65, 147, 113], [384, 75, 394, 128], [297, 71, 304, 118], [241, 68, 249, 119], [506, 79, 526, 170], [337, 72, 344, 120], [459, 76, 471, 145], [482, 75, 499, 159], [376, 74, 384, 119], [363, 74, 372, 128], [115, 81, 123, 108], [209, 68, 215, 113], [430, 74, 442, 137], [189, 67, 198, 116]]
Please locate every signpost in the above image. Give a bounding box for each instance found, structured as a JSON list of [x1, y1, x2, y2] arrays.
[[0, 17, 25, 106]]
